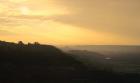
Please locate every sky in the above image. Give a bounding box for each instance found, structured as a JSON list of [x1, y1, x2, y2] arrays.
[[0, 0, 140, 45]]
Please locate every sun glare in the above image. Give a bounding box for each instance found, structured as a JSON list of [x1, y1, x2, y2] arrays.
[[20, 6, 30, 15]]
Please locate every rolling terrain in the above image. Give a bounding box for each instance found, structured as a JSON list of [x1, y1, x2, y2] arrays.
[[0, 41, 140, 83]]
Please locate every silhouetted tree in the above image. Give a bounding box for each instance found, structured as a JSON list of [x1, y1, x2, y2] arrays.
[[34, 42, 40, 45], [27, 42, 32, 46], [18, 41, 24, 45]]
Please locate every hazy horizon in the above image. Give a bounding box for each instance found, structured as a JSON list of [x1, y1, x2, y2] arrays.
[[2, 40, 140, 46]]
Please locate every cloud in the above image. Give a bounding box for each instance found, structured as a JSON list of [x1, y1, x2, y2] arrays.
[[50, 0, 140, 39], [0, 15, 53, 28], [0, 0, 69, 28], [0, 30, 16, 36], [0, 0, 140, 44]]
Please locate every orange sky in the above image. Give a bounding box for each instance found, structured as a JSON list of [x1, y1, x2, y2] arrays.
[[0, 0, 140, 45]]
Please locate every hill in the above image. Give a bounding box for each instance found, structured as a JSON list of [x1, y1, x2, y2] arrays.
[[0, 41, 140, 83], [0, 41, 86, 82]]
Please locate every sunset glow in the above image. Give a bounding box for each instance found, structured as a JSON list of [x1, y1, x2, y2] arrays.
[[0, 0, 140, 45]]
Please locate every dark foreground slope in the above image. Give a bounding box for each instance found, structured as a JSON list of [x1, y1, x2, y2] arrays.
[[0, 41, 140, 83]]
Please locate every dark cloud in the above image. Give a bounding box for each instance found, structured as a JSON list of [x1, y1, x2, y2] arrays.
[[51, 0, 140, 39]]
